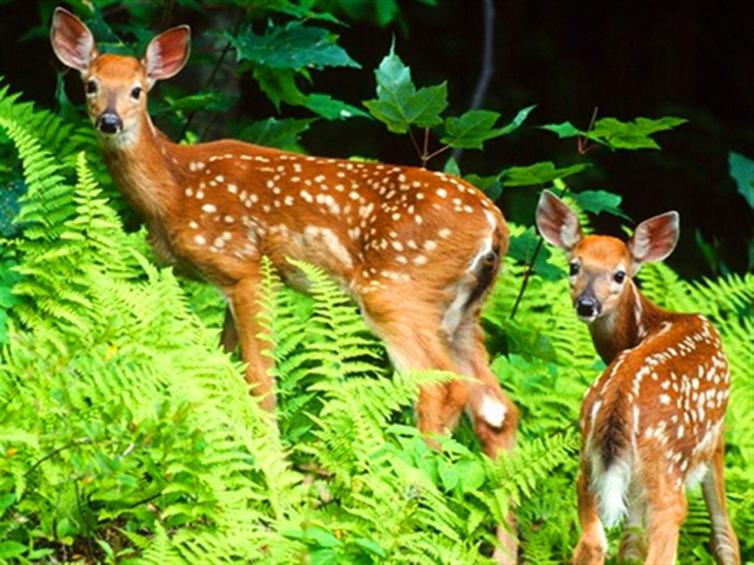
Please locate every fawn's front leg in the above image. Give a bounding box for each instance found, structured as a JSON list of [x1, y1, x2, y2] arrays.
[[227, 275, 276, 411]]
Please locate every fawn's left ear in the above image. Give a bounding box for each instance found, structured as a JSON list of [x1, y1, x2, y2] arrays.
[[536, 189, 584, 250], [628, 211, 680, 268], [50, 7, 98, 72], [142, 25, 191, 89]]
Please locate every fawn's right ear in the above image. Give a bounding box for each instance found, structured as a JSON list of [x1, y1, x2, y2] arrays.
[[50, 7, 97, 72], [536, 189, 583, 250]]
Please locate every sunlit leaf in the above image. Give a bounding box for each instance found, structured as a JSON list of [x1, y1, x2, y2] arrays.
[[229, 21, 359, 70], [305, 94, 369, 121], [502, 162, 588, 187], [363, 46, 448, 133], [574, 190, 630, 220]]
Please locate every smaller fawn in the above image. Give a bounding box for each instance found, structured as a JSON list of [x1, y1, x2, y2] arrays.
[[536, 190, 740, 565]]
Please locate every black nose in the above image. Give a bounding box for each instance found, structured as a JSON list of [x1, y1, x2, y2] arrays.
[[96, 113, 122, 134], [576, 296, 600, 318]]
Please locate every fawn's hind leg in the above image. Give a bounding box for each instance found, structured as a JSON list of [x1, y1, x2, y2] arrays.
[[572, 460, 607, 565], [702, 436, 740, 564]]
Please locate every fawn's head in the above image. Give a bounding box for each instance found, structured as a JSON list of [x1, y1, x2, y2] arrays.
[[536, 190, 679, 323], [50, 7, 190, 145]]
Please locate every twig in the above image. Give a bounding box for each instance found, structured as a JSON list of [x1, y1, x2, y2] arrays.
[[420, 127, 430, 167], [179, 10, 244, 141], [510, 106, 600, 318], [425, 144, 451, 163], [451, 0, 495, 164], [407, 127, 423, 163], [25, 438, 94, 477], [509, 184, 568, 319]]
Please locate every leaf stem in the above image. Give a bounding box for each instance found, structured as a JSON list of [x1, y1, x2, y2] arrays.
[[510, 182, 570, 319], [408, 127, 423, 164], [511, 106, 601, 318], [425, 144, 451, 163]]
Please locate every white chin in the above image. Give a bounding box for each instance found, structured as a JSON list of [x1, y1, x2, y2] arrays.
[[577, 313, 598, 324]]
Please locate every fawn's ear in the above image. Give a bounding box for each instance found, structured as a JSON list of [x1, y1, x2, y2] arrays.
[[628, 211, 680, 266], [142, 25, 191, 88], [50, 7, 98, 72], [536, 189, 583, 250]]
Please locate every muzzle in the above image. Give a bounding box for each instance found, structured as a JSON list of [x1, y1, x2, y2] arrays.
[[576, 295, 601, 321], [96, 112, 123, 134]]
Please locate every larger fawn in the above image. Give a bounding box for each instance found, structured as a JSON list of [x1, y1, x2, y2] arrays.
[[50, 8, 519, 561], [536, 190, 739, 564]]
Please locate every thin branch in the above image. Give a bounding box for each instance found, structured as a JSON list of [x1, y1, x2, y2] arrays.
[[179, 10, 244, 141], [510, 107, 601, 318], [407, 127, 423, 163], [509, 184, 569, 319], [425, 144, 452, 163], [25, 438, 94, 477], [451, 0, 495, 164]]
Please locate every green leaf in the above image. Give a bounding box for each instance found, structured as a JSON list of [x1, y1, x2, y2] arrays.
[[229, 21, 359, 70], [588, 116, 686, 150], [0, 541, 26, 559], [539, 121, 583, 138], [441, 106, 535, 150], [508, 227, 564, 281], [363, 47, 448, 133], [540, 116, 686, 150], [497, 104, 537, 135], [353, 538, 387, 558], [162, 91, 230, 113], [304, 94, 370, 121], [574, 190, 630, 220], [304, 527, 342, 548], [238, 117, 315, 149], [252, 67, 307, 109], [728, 151, 754, 208], [502, 161, 588, 187], [441, 109, 499, 149], [464, 173, 502, 200], [443, 157, 461, 176], [438, 458, 460, 490]]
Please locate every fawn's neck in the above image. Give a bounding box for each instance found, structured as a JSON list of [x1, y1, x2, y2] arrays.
[[99, 114, 179, 222], [589, 279, 670, 364]]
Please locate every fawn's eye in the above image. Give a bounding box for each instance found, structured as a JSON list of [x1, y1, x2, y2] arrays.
[[130, 86, 142, 100], [85, 80, 97, 95], [569, 262, 580, 276], [613, 270, 626, 284]]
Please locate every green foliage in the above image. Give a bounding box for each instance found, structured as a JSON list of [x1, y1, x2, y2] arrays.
[[364, 45, 448, 134], [574, 189, 630, 220], [501, 161, 589, 187], [440, 106, 536, 150], [728, 151, 754, 208], [541, 116, 687, 150], [229, 21, 359, 70], [0, 100, 750, 561], [0, 3, 749, 561], [238, 117, 316, 149]]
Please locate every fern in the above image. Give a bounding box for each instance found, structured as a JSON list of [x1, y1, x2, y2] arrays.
[[0, 86, 750, 564]]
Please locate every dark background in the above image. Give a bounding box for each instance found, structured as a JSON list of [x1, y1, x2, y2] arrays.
[[1, 0, 752, 277]]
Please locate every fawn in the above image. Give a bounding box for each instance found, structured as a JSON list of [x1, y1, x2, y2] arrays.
[[536, 190, 740, 564], [51, 8, 520, 561]]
